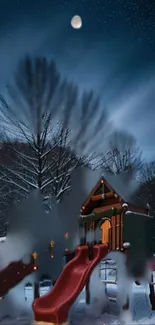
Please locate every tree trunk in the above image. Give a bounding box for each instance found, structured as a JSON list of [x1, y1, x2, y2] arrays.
[[37, 127, 42, 190], [122, 295, 129, 310]]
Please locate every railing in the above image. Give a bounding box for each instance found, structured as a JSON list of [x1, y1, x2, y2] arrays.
[[99, 260, 117, 280], [102, 280, 117, 284], [99, 259, 117, 302]]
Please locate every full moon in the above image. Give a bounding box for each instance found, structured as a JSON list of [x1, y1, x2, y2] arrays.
[[71, 15, 82, 29]]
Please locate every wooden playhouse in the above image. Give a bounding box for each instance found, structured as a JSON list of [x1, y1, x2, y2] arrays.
[[78, 174, 154, 277]]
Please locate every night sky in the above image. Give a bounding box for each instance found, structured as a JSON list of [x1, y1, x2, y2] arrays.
[[0, 0, 155, 159]]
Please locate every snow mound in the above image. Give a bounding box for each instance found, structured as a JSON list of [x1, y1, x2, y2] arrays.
[[85, 264, 108, 319]]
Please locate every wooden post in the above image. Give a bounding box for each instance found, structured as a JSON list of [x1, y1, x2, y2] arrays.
[[34, 282, 40, 299], [88, 223, 94, 260], [92, 222, 95, 246], [122, 295, 130, 310], [94, 221, 97, 245], [84, 224, 87, 245], [149, 273, 155, 310], [85, 278, 90, 304], [105, 262, 108, 296], [122, 243, 130, 311], [79, 222, 84, 246], [88, 242, 94, 260]]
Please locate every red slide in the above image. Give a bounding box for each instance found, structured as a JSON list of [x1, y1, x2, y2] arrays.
[[0, 256, 37, 297], [33, 244, 108, 324]]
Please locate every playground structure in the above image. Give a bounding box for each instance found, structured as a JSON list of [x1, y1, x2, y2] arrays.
[[78, 176, 154, 277], [0, 175, 155, 324], [32, 176, 155, 324]]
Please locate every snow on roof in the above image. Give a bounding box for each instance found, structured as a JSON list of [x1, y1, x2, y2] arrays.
[[126, 210, 152, 217], [0, 236, 6, 242]]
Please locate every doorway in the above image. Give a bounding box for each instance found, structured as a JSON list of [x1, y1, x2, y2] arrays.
[[100, 219, 111, 244]]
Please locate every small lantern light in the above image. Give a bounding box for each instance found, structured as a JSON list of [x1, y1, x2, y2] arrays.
[[49, 240, 55, 258], [32, 252, 38, 260], [32, 252, 38, 269], [64, 232, 69, 251], [64, 232, 69, 239], [50, 240, 55, 248]]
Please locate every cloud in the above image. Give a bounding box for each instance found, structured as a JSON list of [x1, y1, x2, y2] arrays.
[[0, 2, 155, 160]]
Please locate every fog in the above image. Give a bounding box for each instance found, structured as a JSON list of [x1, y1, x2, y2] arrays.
[[0, 167, 102, 315], [0, 166, 146, 318]]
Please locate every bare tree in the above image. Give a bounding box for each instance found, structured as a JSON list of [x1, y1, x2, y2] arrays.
[[0, 166, 9, 236], [0, 217, 7, 237], [135, 162, 155, 247], [137, 161, 155, 211], [0, 56, 89, 211], [100, 130, 143, 176], [138, 161, 155, 184], [58, 83, 112, 158]]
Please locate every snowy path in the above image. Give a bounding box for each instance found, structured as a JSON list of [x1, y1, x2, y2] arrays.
[[1, 283, 155, 324], [69, 282, 155, 325]]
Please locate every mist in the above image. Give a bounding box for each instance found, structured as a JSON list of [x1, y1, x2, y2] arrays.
[[85, 264, 108, 319], [0, 167, 102, 279], [0, 0, 155, 160], [0, 166, 153, 320]]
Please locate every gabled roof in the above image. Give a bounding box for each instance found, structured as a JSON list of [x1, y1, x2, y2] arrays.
[[82, 171, 148, 212], [102, 171, 148, 210]]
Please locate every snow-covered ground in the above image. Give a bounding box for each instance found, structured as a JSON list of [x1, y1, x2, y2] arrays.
[[70, 283, 155, 325], [1, 260, 155, 325]]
